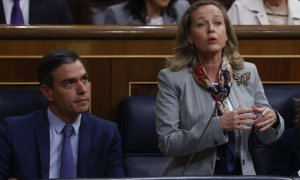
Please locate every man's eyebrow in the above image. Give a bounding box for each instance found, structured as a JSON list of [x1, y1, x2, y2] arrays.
[[60, 78, 75, 84]]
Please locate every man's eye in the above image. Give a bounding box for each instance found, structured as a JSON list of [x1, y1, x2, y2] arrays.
[[64, 81, 73, 87]]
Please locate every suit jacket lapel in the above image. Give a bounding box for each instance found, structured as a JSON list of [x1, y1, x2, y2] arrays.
[[77, 114, 91, 177], [35, 109, 50, 178], [29, 0, 45, 24], [0, 1, 6, 24]]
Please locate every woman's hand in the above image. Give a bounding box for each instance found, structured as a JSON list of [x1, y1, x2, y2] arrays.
[[252, 106, 278, 131], [219, 107, 256, 131]]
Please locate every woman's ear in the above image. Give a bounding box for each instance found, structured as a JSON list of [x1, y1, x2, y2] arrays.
[[39, 84, 53, 102], [186, 31, 193, 44]]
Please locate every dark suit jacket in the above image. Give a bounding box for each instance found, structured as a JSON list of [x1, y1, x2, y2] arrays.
[[268, 128, 300, 176], [0, 109, 125, 180], [0, 0, 73, 24]]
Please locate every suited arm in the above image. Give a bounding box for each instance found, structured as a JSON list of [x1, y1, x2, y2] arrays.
[[104, 124, 125, 177], [58, 0, 73, 24], [0, 119, 13, 179], [268, 130, 299, 176], [251, 64, 284, 143], [156, 70, 227, 158]]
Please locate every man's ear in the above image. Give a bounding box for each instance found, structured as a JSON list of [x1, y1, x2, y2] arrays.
[[39, 84, 53, 102]]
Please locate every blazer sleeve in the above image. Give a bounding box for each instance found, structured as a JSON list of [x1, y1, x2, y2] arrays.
[[250, 64, 285, 144], [104, 123, 126, 177], [156, 69, 227, 158]]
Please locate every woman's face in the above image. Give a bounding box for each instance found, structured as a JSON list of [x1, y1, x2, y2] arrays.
[[186, 5, 228, 57], [148, 0, 171, 8]]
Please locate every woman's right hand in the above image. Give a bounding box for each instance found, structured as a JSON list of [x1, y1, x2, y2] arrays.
[[219, 107, 257, 131]]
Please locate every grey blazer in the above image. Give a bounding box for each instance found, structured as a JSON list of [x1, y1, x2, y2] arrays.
[[155, 62, 285, 175], [104, 0, 190, 25]]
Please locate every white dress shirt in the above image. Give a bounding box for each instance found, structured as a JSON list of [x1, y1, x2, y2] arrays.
[[48, 108, 81, 179], [2, 0, 29, 24]]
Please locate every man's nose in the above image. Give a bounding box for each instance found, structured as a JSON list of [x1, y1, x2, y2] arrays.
[[77, 81, 88, 94]]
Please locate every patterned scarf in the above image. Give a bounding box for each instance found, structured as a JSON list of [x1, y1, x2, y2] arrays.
[[192, 58, 233, 115], [192, 58, 236, 173]]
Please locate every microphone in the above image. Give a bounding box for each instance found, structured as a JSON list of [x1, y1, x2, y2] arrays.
[[179, 102, 219, 175]]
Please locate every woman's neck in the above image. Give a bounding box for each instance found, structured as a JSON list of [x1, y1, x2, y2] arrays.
[[201, 55, 222, 83], [146, 1, 163, 18], [264, 0, 287, 12]]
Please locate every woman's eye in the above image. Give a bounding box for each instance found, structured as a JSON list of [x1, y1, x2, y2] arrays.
[[197, 23, 205, 28], [215, 21, 222, 26]]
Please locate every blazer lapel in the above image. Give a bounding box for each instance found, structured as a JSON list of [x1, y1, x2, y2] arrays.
[[77, 114, 91, 177], [29, 0, 45, 24], [0, 1, 6, 24], [35, 109, 50, 179], [229, 82, 242, 109]]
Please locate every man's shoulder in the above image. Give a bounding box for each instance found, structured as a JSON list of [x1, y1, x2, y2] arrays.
[[4, 110, 44, 125], [82, 113, 117, 128], [1, 110, 45, 134]]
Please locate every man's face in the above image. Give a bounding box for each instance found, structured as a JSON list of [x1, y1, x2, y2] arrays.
[[41, 60, 90, 123]]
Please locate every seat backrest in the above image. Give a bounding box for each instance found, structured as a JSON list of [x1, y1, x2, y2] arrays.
[[0, 86, 47, 119], [117, 96, 168, 177]]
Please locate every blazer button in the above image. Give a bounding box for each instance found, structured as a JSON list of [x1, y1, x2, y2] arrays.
[[213, 140, 219, 145]]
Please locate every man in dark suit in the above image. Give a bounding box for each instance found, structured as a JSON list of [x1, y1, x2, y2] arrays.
[[0, 0, 73, 24], [268, 127, 300, 176], [0, 49, 125, 179]]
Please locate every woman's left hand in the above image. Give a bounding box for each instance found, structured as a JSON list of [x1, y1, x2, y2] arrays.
[[252, 106, 278, 131]]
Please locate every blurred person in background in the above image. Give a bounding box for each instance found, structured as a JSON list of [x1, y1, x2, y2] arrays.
[[104, 0, 189, 25], [0, 0, 73, 25], [268, 108, 300, 176], [227, 0, 300, 25]]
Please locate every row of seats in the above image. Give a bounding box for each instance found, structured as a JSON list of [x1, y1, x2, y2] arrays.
[[1, 83, 300, 176]]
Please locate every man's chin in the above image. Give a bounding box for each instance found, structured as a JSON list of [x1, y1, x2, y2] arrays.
[[76, 106, 89, 113]]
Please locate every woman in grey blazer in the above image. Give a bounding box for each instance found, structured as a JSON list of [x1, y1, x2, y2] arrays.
[[104, 0, 189, 25], [155, 0, 284, 176]]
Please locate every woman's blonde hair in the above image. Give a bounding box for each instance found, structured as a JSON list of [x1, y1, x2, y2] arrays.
[[167, 0, 244, 71]]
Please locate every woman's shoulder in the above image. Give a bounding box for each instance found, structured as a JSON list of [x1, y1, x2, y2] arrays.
[[234, 62, 257, 72], [159, 66, 190, 76], [159, 66, 191, 83], [174, 0, 190, 7], [107, 2, 127, 12]]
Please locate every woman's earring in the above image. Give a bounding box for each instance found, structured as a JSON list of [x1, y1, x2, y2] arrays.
[[190, 43, 194, 50]]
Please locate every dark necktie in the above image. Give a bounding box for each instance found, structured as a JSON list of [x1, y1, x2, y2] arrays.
[[10, 0, 24, 24], [60, 125, 75, 178]]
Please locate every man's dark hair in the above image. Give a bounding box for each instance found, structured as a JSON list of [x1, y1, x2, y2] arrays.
[[37, 49, 80, 88]]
